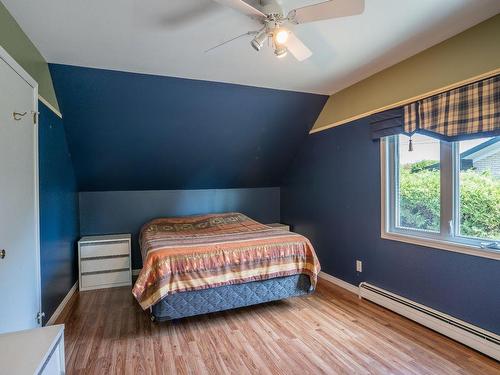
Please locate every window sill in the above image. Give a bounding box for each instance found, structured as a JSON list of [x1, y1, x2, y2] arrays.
[[381, 231, 500, 261]]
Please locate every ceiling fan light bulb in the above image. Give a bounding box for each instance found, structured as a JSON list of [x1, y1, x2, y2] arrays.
[[275, 29, 289, 45]]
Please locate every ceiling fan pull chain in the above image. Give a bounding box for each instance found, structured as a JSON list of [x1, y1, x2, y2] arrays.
[[205, 31, 259, 53]]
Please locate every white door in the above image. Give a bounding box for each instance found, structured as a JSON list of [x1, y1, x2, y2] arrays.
[[0, 49, 41, 333]]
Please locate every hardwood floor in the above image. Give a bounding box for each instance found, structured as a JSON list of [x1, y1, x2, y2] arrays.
[[56, 279, 500, 375]]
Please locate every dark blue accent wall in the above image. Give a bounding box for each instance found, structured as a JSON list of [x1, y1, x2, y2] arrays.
[[38, 101, 79, 324], [79, 188, 280, 268], [281, 117, 500, 334], [49, 64, 327, 192]]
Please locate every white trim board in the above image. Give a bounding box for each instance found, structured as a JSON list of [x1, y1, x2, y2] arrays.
[[46, 281, 78, 326], [38, 95, 62, 119], [318, 272, 359, 295]]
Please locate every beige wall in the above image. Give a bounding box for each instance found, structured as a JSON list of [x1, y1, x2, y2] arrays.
[[0, 2, 59, 111], [312, 14, 500, 133]]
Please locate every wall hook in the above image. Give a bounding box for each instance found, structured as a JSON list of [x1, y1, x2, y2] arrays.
[[13, 111, 27, 121]]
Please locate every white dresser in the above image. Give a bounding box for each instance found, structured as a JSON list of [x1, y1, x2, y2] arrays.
[[78, 234, 132, 291], [0, 324, 65, 375]]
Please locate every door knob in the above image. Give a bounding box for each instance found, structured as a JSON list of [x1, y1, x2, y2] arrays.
[[0, 249, 5, 259]]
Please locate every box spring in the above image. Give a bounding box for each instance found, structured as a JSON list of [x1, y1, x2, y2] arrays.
[[150, 274, 311, 321]]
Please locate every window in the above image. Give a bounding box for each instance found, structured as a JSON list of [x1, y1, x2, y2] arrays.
[[396, 134, 440, 233], [382, 134, 500, 259]]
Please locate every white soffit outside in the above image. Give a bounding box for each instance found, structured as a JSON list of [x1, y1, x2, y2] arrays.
[[3, 0, 500, 95]]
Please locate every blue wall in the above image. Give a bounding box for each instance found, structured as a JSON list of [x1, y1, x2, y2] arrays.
[[49, 64, 327, 192], [281, 117, 500, 334], [38, 101, 79, 324], [79, 187, 280, 268], [43, 61, 500, 335], [48, 63, 325, 276]]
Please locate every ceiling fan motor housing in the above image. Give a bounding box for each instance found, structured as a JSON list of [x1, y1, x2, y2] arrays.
[[260, 0, 283, 16]]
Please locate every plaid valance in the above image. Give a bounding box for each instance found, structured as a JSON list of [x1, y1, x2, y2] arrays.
[[403, 74, 500, 141], [369, 108, 404, 140]]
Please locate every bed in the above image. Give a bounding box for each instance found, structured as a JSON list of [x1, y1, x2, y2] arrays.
[[132, 212, 320, 321]]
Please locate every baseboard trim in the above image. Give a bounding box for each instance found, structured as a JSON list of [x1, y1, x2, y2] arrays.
[[359, 282, 500, 361], [46, 281, 78, 326], [318, 272, 359, 295]]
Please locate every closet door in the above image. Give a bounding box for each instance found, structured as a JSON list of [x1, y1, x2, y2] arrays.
[[0, 49, 41, 333]]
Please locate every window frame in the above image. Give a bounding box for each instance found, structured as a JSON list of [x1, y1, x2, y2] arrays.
[[380, 136, 500, 260]]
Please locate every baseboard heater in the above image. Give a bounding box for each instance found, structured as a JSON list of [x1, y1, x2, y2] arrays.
[[358, 282, 500, 361]]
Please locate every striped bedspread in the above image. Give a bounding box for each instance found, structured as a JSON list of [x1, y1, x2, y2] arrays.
[[132, 213, 320, 310]]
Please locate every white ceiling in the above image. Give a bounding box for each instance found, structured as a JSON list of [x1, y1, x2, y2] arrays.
[[3, 0, 500, 94]]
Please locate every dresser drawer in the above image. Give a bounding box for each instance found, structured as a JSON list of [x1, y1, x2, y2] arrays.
[[81, 270, 131, 290], [79, 234, 131, 291], [80, 241, 129, 258], [81, 256, 129, 273]]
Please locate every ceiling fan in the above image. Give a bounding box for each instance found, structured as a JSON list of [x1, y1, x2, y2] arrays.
[[207, 0, 365, 61]]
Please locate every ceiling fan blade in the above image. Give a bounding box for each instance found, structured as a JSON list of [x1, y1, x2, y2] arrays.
[[288, 0, 365, 24], [212, 0, 266, 19], [285, 32, 312, 61]]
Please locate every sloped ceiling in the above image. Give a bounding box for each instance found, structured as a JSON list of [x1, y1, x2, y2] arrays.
[[5, 0, 500, 94], [50, 64, 327, 191]]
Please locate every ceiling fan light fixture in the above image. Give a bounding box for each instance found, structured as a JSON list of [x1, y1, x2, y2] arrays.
[[274, 28, 289, 45], [206, 0, 366, 61], [274, 46, 288, 58], [251, 29, 267, 51]]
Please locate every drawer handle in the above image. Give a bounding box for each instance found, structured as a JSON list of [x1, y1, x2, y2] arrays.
[[82, 268, 129, 276], [81, 240, 129, 246], [81, 254, 129, 261]]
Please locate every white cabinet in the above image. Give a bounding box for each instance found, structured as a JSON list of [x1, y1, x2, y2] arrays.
[[78, 234, 132, 291], [0, 324, 65, 375]]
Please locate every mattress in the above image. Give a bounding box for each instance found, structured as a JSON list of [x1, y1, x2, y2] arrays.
[[133, 212, 320, 310], [150, 274, 311, 321]]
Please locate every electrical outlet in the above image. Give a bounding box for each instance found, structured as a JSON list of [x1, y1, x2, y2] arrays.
[[356, 260, 363, 273]]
